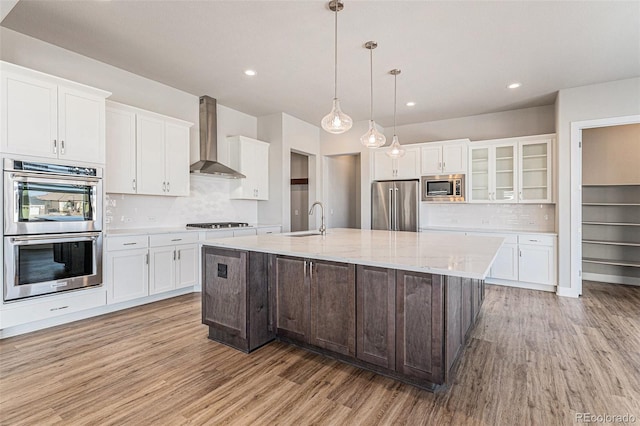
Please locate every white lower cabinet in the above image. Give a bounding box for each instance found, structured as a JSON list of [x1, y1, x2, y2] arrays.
[[106, 232, 199, 303], [518, 235, 556, 285], [490, 242, 519, 281], [106, 235, 150, 303], [149, 233, 199, 295], [107, 248, 149, 303]]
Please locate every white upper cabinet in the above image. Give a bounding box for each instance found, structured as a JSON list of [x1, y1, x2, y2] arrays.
[[106, 101, 192, 197], [468, 143, 517, 203], [518, 137, 554, 203], [228, 135, 270, 200], [0, 61, 110, 164], [420, 139, 468, 175], [468, 134, 555, 204], [106, 106, 136, 194], [373, 146, 420, 180]]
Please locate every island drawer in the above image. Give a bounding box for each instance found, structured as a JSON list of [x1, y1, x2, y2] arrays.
[[149, 232, 198, 247], [107, 235, 149, 251]]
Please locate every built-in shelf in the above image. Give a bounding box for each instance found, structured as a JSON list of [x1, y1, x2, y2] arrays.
[[582, 221, 640, 226], [523, 168, 547, 172], [582, 184, 640, 187], [496, 170, 513, 174], [583, 203, 640, 206], [522, 185, 548, 189], [495, 156, 513, 160], [582, 258, 640, 268], [581, 184, 640, 285], [582, 240, 640, 247], [522, 154, 547, 159]]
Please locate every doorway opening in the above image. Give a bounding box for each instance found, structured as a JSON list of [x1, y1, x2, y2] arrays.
[[325, 154, 361, 229], [570, 115, 640, 295], [290, 152, 309, 232]]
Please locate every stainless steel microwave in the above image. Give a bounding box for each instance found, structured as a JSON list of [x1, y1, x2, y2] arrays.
[[421, 174, 465, 202]]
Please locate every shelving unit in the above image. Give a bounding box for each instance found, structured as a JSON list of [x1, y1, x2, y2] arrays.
[[582, 184, 640, 285]]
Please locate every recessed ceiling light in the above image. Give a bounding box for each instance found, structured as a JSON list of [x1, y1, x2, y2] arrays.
[[244, 69, 257, 76], [406, 101, 416, 107], [507, 82, 521, 89]]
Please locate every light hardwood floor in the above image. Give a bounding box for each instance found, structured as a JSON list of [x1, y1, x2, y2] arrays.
[[1, 281, 639, 425]]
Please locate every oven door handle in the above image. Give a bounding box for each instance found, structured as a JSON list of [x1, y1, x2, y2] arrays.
[[8, 172, 101, 184], [9, 232, 100, 245]]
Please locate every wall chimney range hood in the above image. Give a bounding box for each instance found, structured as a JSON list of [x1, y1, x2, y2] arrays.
[[190, 96, 246, 178]]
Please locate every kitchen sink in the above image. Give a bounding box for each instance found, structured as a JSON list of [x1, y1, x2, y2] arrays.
[[285, 232, 322, 237]]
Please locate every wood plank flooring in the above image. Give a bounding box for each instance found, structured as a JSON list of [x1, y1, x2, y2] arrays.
[[1, 281, 639, 425]]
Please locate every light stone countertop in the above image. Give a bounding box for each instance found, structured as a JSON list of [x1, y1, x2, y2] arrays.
[[420, 226, 557, 236], [202, 228, 504, 280], [105, 224, 281, 237]]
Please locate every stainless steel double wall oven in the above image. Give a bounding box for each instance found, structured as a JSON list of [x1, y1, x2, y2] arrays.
[[3, 159, 103, 301]]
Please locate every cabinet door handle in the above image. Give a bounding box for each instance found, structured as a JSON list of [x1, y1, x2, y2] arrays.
[[173, 250, 176, 261], [303, 260, 306, 276], [177, 250, 181, 260], [132, 179, 137, 191], [519, 250, 522, 257], [61, 140, 65, 155], [145, 253, 149, 264], [162, 182, 166, 192], [53, 139, 57, 154], [167, 182, 170, 192], [309, 261, 313, 279]]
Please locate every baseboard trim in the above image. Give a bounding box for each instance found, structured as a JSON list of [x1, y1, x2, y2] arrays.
[[556, 286, 580, 298], [485, 278, 556, 293]]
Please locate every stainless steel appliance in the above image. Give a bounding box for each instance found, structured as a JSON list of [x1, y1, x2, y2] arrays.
[[4, 232, 103, 301], [4, 159, 103, 235], [371, 180, 419, 231], [421, 174, 465, 202], [189, 96, 246, 178], [186, 222, 250, 229], [3, 159, 104, 301]]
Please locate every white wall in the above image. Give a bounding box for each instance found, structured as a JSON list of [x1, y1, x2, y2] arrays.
[[1, 27, 261, 229], [326, 154, 360, 228], [320, 120, 378, 230], [257, 113, 320, 232], [556, 77, 640, 294], [391, 105, 555, 144], [582, 124, 640, 185]]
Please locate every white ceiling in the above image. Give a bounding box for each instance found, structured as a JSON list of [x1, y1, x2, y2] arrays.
[[2, 1, 639, 127]]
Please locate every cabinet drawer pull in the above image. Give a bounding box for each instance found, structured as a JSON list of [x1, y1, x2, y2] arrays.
[[171, 238, 182, 242], [123, 242, 137, 246], [50, 305, 69, 312], [529, 239, 540, 242]]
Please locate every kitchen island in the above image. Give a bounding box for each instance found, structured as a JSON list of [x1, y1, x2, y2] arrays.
[[201, 228, 503, 390]]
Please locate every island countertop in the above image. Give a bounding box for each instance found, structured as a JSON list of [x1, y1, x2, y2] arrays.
[[201, 228, 504, 280]]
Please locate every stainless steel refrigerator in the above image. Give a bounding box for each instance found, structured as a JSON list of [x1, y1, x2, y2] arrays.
[[371, 180, 419, 231]]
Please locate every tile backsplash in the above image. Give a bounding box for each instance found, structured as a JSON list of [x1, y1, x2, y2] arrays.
[[420, 203, 555, 232], [106, 175, 258, 229]]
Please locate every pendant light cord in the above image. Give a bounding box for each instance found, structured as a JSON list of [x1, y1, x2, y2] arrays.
[[369, 47, 373, 120], [334, 3, 338, 100], [393, 73, 397, 135]]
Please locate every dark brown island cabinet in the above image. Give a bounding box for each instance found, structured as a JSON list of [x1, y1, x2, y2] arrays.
[[202, 247, 485, 390]]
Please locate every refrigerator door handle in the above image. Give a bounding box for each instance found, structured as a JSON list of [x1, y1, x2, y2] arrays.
[[394, 187, 399, 230], [388, 188, 393, 230]]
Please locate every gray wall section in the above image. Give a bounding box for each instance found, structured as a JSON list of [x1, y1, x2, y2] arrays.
[[390, 105, 556, 144]]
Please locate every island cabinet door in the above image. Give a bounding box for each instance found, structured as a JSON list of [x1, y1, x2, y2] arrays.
[[395, 271, 445, 384], [274, 256, 310, 343], [202, 248, 248, 350], [356, 265, 396, 369], [310, 260, 356, 356]]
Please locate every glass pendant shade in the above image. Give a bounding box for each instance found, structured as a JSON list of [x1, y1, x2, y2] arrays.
[[322, 98, 353, 134], [360, 119, 386, 148], [386, 135, 405, 158]]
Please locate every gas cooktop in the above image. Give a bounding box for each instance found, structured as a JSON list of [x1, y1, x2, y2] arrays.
[[186, 222, 250, 229]]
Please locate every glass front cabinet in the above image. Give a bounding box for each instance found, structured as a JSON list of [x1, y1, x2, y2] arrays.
[[468, 136, 553, 204]]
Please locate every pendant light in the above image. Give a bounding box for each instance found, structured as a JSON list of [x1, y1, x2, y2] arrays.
[[386, 69, 405, 158], [360, 41, 386, 148], [321, 0, 353, 134]]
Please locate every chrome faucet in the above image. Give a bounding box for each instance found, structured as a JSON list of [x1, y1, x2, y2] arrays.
[[308, 201, 326, 236]]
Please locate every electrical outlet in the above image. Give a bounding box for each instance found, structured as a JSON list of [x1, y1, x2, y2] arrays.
[[330, 209, 334, 215], [294, 209, 299, 216], [124, 217, 133, 223], [544, 214, 549, 220], [148, 216, 156, 222]]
